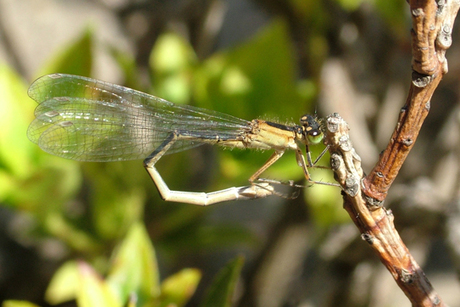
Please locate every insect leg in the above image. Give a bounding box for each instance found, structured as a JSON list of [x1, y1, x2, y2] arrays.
[[296, 148, 339, 187], [143, 132, 275, 205], [248, 150, 285, 182]]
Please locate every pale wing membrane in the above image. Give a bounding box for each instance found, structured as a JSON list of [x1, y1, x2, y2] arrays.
[[29, 97, 163, 161], [28, 74, 251, 162]]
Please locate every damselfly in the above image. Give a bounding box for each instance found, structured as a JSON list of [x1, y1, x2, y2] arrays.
[[28, 74, 334, 206]]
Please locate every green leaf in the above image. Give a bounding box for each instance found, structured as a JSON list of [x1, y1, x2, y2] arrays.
[[334, 0, 364, 11], [76, 262, 121, 307], [159, 268, 201, 307], [2, 301, 40, 307], [108, 46, 140, 89], [375, 0, 408, 35], [37, 27, 93, 77], [305, 167, 349, 229], [106, 222, 161, 306], [45, 261, 79, 304], [0, 64, 34, 180], [84, 162, 146, 239], [200, 256, 244, 307], [195, 20, 307, 120], [0, 65, 86, 229], [149, 32, 197, 104]]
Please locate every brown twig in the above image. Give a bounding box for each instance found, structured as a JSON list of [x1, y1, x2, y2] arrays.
[[362, 0, 460, 201], [324, 1, 460, 305], [324, 113, 444, 306]]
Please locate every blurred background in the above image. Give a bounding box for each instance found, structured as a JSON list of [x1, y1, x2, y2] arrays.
[[0, 0, 459, 306]]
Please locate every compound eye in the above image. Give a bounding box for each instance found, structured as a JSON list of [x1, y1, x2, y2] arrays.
[[301, 114, 324, 144], [307, 129, 323, 144]]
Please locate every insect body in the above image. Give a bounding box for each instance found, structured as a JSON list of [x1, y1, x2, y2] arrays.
[[28, 74, 329, 205]]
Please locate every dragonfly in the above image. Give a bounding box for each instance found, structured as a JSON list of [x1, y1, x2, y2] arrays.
[[28, 73, 334, 206]]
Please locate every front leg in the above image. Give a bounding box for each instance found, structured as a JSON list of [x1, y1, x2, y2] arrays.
[[295, 148, 340, 187]]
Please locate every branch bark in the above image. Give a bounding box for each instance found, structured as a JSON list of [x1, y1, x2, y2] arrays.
[[324, 2, 460, 305], [324, 113, 444, 306], [362, 0, 460, 201]]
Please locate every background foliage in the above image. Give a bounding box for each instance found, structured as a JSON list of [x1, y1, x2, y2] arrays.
[[0, 0, 459, 306]]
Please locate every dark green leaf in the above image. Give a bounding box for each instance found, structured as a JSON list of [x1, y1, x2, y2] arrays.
[[200, 256, 244, 307]]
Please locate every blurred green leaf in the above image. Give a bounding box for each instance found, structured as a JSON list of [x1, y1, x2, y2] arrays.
[[375, 0, 409, 35], [83, 161, 146, 240], [77, 262, 121, 307], [108, 46, 140, 89], [45, 223, 202, 307], [45, 261, 79, 304], [0, 65, 92, 254], [151, 33, 197, 74], [305, 167, 349, 229], [158, 221, 257, 258], [0, 62, 96, 249], [287, 0, 328, 25], [0, 64, 34, 180], [44, 218, 100, 255], [2, 301, 40, 307], [150, 33, 197, 104], [37, 27, 93, 77], [200, 256, 244, 307], [334, 0, 364, 11], [126, 294, 138, 307], [195, 20, 307, 120], [106, 222, 160, 306], [159, 268, 201, 307]]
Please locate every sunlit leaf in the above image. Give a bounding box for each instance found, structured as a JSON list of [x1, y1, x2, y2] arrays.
[[0, 65, 34, 180], [2, 301, 40, 307], [106, 223, 160, 306], [77, 262, 121, 307], [159, 268, 201, 307], [45, 261, 79, 304], [149, 33, 197, 104]]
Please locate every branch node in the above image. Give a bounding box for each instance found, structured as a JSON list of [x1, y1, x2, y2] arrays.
[[425, 100, 431, 111], [411, 8, 424, 16], [401, 137, 414, 147], [411, 71, 433, 87], [339, 135, 352, 151], [363, 193, 384, 211], [436, 0, 445, 14], [345, 175, 359, 197], [330, 153, 341, 170], [400, 268, 416, 284], [436, 24, 452, 49], [361, 233, 374, 245], [442, 58, 449, 74]]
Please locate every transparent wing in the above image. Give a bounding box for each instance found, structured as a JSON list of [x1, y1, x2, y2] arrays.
[[28, 74, 251, 162]]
